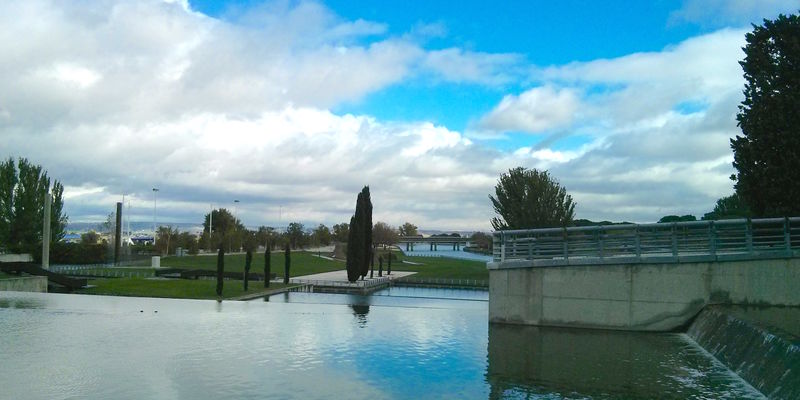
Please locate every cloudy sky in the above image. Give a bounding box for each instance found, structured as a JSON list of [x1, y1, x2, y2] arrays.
[[1, 0, 796, 231]]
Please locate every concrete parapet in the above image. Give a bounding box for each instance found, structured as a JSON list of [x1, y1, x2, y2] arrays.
[[489, 258, 800, 331], [0, 254, 33, 263], [0, 276, 48, 293]]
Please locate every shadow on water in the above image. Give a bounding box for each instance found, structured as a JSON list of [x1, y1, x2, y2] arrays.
[[486, 323, 764, 400]]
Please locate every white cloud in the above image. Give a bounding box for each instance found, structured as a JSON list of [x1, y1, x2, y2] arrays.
[[479, 86, 580, 133], [422, 48, 521, 85]]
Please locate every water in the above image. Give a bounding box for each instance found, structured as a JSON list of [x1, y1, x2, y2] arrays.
[[0, 290, 763, 399]]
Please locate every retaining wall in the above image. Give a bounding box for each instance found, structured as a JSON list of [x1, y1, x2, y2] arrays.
[[488, 258, 800, 331], [0, 276, 48, 293]]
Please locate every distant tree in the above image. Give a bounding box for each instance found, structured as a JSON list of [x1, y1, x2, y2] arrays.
[[332, 223, 349, 243], [49, 181, 67, 242], [285, 222, 306, 249], [398, 222, 418, 236], [489, 167, 575, 230], [176, 231, 199, 255], [345, 186, 372, 282], [470, 232, 493, 251], [311, 224, 332, 246], [155, 226, 179, 255], [242, 229, 258, 252], [264, 244, 271, 288], [658, 215, 697, 223], [731, 13, 800, 217], [244, 250, 252, 291], [703, 193, 752, 220], [202, 208, 244, 251], [283, 244, 290, 284], [387, 253, 391, 275], [257, 226, 278, 249], [80, 230, 100, 245], [373, 222, 399, 248], [0, 158, 16, 250], [216, 247, 224, 298]]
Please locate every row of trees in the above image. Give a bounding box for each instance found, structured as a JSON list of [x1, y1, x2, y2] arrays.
[[0, 158, 68, 254]]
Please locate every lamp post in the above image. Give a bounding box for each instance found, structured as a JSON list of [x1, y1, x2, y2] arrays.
[[152, 188, 159, 246], [208, 203, 214, 252]]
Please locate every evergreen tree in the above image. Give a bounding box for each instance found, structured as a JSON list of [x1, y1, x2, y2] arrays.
[[361, 186, 372, 278], [283, 244, 291, 284], [264, 243, 271, 288], [244, 250, 252, 291], [0, 158, 16, 250], [345, 191, 364, 282], [489, 167, 575, 230], [731, 13, 800, 217], [216, 247, 224, 298]]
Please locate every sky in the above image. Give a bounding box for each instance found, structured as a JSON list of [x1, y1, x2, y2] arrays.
[[1, 0, 797, 231]]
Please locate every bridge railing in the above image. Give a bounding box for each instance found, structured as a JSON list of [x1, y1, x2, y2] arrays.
[[492, 217, 800, 264]]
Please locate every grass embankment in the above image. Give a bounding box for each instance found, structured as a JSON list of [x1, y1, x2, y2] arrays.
[[160, 251, 344, 277], [78, 278, 291, 300], [391, 255, 488, 280]]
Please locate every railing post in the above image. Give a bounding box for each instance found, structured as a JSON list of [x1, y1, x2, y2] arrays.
[[562, 227, 569, 260], [709, 221, 717, 257], [671, 223, 678, 259], [746, 218, 753, 254], [598, 227, 605, 259], [785, 217, 791, 256], [500, 232, 506, 262], [634, 227, 641, 259]]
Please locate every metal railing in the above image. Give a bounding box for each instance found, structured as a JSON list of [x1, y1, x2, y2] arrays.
[[492, 217, 800, 264]]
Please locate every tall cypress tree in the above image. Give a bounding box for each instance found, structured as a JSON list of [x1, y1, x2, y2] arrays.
[[283, 244, 291, 284], [361, 186, 372, 279], [264, 243, 271, 288], [216, 247, 224, 298], [244, 250, 252, 291], [346, 191, 364, 282]]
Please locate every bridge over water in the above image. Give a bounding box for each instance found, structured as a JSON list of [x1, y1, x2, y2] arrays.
[[488, 217, 800, 331], [398, 235, 470, 251]]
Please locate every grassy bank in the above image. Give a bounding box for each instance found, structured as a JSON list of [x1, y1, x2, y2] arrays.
[[78, 277, 291, 300], [160, 251, 343, 277], [390, 255, 488, 280]]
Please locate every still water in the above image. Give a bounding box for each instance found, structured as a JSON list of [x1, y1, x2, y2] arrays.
[[0, 289, 762, 399]]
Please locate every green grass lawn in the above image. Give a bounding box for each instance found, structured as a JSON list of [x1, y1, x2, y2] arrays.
[[78, 277, 291, 300], [391, 255, 488, 280], [0, 271, 14, 279], [160, 251, 344, 277]]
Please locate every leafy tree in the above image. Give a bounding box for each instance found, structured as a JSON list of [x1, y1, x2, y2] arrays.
[[658, 215, 697, 223], [216, 247, 224, 298], [398, 222, 418, 236], [155, 226, 179, 255], [242, 229, 258, 252], [0, 158, 17, 250], [285, 222, 306, 249], [264, 244, 271, 288], [176, 231, 199, 255], [731, 13, 800, 217], [373, 222, 398, 248], [80, 230, 100, 245], [244, 250, 252, 291], [202, 208, 244, 251], [332, 223, 349, 242], [470, 231, 493, 251], [49, 181, 67, 242], [489, 167, 575, 230], [311, 224, 332, 246], [256, 226, 279, 249], [283, 244, 290, 284], [702, 193, 752, 220]]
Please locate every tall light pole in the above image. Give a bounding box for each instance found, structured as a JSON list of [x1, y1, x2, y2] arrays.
[[152, 188, 159, 246], [208, 203, 214, 252]]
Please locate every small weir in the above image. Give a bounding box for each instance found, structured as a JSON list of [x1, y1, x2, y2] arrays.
[[687, 306, 800, 399]]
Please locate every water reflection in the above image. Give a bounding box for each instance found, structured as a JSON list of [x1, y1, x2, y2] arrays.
[[350, 304, 370, 327], [486, 323, 763, 399]]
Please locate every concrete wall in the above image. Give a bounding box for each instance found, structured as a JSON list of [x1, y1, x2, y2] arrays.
[[0, 253, 33, 262], [488, 258, 800, 331], [0, 276, 48, 293]]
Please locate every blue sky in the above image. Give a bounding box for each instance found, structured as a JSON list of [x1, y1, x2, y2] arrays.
[[0, 0, 796, 231]]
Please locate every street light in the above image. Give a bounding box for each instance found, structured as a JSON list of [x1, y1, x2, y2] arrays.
[[152, 188, 159, 246]]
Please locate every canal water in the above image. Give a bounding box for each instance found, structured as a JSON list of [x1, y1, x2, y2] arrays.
[[0, 289, 763, 399]]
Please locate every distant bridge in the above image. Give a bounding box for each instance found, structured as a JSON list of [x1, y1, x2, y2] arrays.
[[488, 217, 800, 331], [398, 235, 470, 251]]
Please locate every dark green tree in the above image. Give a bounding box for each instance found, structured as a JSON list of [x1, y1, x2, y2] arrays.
[[264, 243, 271, 288], [387, 253, 391, 275], [702, 194, 751, 220], [361, 186, 372, 278], [202, 208, 244, 252], [49, 181, 67, 242], [283, 244, 290, 284], [0, 158, 16, 250], [332, 222, 349, 243], [398, 222, 418, 236], [489, 167, 575, 230], [216, 247, 224, 298], [311, 224, 332, 246], [285, 222, 306, 249], [244, 250, 252, 291], [345, 186, 373, 282], [731, 13, 800, 217], [658, 215, 697, 223]]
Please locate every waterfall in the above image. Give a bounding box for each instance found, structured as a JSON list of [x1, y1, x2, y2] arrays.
[[687, 306, 800, 399]]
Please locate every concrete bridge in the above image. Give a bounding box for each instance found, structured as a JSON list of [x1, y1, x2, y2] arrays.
[[488, 217, 800, 331], [398, 235, 470, 251]]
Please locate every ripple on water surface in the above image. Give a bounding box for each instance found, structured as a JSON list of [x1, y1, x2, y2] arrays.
[[0, 291, 764, 399]]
